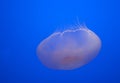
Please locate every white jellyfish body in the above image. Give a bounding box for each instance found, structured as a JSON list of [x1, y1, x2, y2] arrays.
[[37, 26, 101, 70]]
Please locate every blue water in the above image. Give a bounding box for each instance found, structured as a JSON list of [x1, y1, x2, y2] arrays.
[[0, 0, 120, 83]]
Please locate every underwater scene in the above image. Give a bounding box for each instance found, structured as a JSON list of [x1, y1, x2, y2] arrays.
[[0, 0, 120, 83]]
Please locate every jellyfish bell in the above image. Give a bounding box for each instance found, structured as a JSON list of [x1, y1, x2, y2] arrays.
[[36, 26, 101, 70]]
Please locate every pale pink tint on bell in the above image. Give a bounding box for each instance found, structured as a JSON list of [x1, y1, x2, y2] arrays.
[[36, 26, 101, 70]]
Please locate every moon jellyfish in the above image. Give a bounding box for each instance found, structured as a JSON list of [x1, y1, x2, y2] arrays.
[[36, 25, 101, 70]]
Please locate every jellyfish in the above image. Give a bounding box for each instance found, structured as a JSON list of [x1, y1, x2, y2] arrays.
[[36, 25, 101, 70]]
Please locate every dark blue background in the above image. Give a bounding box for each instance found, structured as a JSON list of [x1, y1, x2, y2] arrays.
[[0, 0, 120, 83]]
